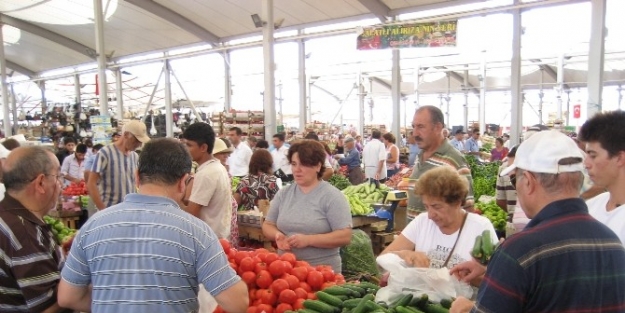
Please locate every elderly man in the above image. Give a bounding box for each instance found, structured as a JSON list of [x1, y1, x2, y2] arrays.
[[58, 139, 248, 313], [450, 130, 625, 313], [407, 106, 474, 219], [336, 137, 364, 185], [0, 147, 65, 312]]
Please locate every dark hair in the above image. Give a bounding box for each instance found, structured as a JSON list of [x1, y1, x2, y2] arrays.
[[472, 129, 480, 135], [2, 138, 20, 150], [288, 140, 326, 179], [495, 137, 504, 146], [273, 133, 285, 142], [579, 110, 625, 157], [229, 127, 243, 136], [372, 130, 382, 139], [416, 105, 445, 127], [84, 138, 93, 148], [138, 138, 192, 186], [382, 133, 396, 144], [221, 138, 232, 148], [64, 137, 77, 145], [508, 145, 518, 158], [256, 140, 269, 149], [93, 144, 104, 151], [183, 122, 215, 154], [247, 136, 258, 143], [305, 132, 319, 140], [249, 149, 274, 175], [75, 143, 88, 154], [3, 147, 55, 191]]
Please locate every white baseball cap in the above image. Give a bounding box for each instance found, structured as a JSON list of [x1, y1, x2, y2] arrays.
[[0, 144, 10, 159], [500, 130, 584, 176]]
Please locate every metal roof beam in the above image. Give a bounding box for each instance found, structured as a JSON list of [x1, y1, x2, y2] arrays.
[[5, 60, 36, 78], [435, 66, 479, 95], [530, 59, 570, 90], [358, 0, 391, 22], [0, 14, 96, 58], [124, 0, 220, 45], [369, 76, 408, 97]]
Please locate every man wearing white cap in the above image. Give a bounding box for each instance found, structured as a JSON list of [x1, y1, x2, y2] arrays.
[[449, 130, 625, 313], [88, 120, 150, 210]]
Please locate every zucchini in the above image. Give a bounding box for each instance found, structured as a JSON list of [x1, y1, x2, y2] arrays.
[[316, 291, 343, 307], [439, 299, 452, 309], [352, 294, 375, 313], [481, 230, 493, 259], [304, 300, 337, 313], [358, 282, 381, 291], [324, 286, 356, 297], [471, 235, 483, 259], [422, 304, 449, 313], [343, 299, 363, 309], [389, 294, 413, 310], [396, 306, 425, 313]]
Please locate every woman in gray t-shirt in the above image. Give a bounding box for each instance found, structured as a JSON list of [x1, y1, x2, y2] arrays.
[[263, 140, 352, 272]]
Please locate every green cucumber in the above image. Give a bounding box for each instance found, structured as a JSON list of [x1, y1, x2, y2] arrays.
[[409, 294, 429, 310], [422, 304, 449, 313], [324, 286, 356, 297], [299, 310, 322, 313], [396, 306, 425, 313], [343, 299, 363, 309], [342, 284, 367, 297], [471, 235, 483, 259], [364, 300, 387, 312], [439, 299, 452, 309], [357, 282, 381, 291], [304, 300, 337, 313], [389, 294, 413, 310], [316, 291, 343, 307], [481, 230, 493, 259], [352, 294, 375, 313]]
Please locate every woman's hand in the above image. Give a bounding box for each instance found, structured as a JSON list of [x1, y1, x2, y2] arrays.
[[286, 234, 310, 249], [275, 233, 291, 250], [449, 297, 474, 313], [394, 250, 430, 267]]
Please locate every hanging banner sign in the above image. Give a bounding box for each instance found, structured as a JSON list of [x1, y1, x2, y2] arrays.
[[573, 104, 581, 119], [356, 20, 457, 50]]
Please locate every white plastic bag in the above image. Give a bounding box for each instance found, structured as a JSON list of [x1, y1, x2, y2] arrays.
[[375, 253, 473, 303], [198, 284, 218, 313]]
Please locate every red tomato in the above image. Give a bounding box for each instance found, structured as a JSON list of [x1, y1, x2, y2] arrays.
[[269, 260, 287, 278], [291, 267, 308, 282], [219, 238, 231, 252], [284, 274, 300, 290], [278, 289, 297, 305], [256, 289, 267, 300], [256, 304, 274, 313], [256, 253, 268, 263], [307, 271, 324, 290], [321, 270, 335, 282], [282, 261, 293, 274], [228, 249, 237, 260], [316, 265, 332, 272], [252, 256, 262, 264], [276, 303, 293, 313], [294, 287, 308, 300], [270, 279, 289, 296], [256, 270, 273, 289], [229, 262, 238, 272], [299, 282, 312, 292], [255, 262, 268, 274], [260, 290, 277, 306], [293, 298, 306, 310], [334, 274, 345, 282], [253, 299, 262, 306], [249, 288, 257, 300], [247, 306, 257, 313], [254, 248, 270, 255], [265, 253, 280, 265], [295, 260, 310, 268], [321, 282, 336, 290], [280, 253, 297, 266], [307, 292, 317, 300], [214, 306, 224, 313], [241, 271, 257, 287], [235, 251, 250, 265], [239, 257, 255, 273]]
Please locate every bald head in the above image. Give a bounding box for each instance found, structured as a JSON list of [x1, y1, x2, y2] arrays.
[[3, 147, 58, 192]]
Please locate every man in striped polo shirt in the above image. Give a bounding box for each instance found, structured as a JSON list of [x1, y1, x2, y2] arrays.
[[450, 131, 625, 312], [88, 120, 150, 210], [58, 138, 248, 313], [407, 105, 474, 219], [0, 147, 66, 312]]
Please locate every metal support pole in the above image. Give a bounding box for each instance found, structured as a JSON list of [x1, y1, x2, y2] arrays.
[[223, 52, 232, 111], [566, 90, 572, 126], [478, 54, 486, 134], [39, 81, 46, 116], [358, 73, 365, 137], [93, 0, 109, 114], [74, 75, 82, 135], [298, 36, 307, 133], [141, 68, 163, 122], [445, 73, 451, 126], [0, 26, 11, 137], [463, 69, 469, 130], [170, 68, 204, 123], [262, 0, 277, 140], [278, 81, 283, 127], [510, 0, 523, 146], [618, 85, 623, 110], [115, 69, 123, 121], [391, 48, 401, 140], [413, 66, 420, 120], [556, 53, 565, 121], [587, 0, 607, 118], [538, 69, 544, 125], [10, 84, 17, 135], [164, 60, 173, 138], [306, 75, 312, 125]]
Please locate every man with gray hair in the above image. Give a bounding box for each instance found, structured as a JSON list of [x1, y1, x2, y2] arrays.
[[0, 147, 66, 312], [450, 130, 625, 312]]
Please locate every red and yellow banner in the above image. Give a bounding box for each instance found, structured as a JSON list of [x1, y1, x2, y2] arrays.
[[357, 20, 457, 50]]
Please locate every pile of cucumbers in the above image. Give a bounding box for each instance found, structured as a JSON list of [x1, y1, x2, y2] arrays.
[[294, 282, 453, 313]]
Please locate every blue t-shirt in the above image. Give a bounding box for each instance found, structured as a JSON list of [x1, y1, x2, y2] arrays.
[[61, 194, 240, 313]]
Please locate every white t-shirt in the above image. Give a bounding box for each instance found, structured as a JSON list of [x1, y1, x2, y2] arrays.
[[587, 192, 625, 244], [402, 212, 498, 269], [271, 145, 291, 175], [362, 139, 387, 179], [228, 143, 252, 177], [189, 159, 232, 239]]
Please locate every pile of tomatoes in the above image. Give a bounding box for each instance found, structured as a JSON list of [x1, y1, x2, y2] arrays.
[[218, 239, 346, 313], [62, 181, 88, 196]]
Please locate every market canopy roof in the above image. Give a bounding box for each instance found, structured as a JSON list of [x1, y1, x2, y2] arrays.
[[0, 0, 480, 77]]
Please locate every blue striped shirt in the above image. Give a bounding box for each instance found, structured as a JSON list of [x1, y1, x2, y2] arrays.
[[61, 194, 240, 313], [91, 145, 138, 208]]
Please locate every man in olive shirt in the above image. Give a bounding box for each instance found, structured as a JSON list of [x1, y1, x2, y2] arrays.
[[407, 106, 474, 219]]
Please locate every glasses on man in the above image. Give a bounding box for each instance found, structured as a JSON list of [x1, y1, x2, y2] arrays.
[[510, 174, 517, 189]]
